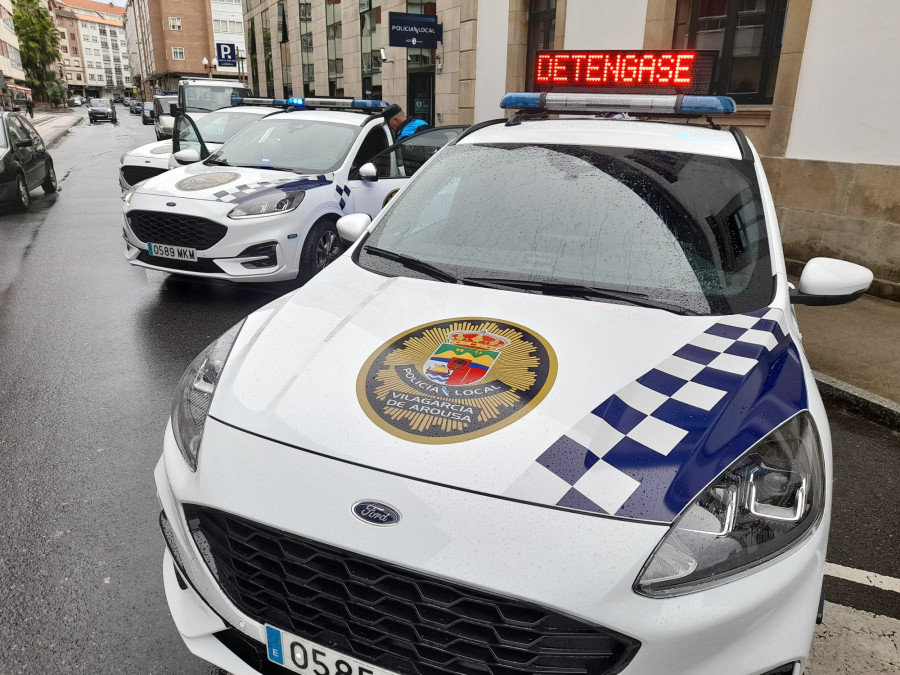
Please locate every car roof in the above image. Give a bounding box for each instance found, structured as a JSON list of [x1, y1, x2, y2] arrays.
[[217, 105, 285, 116], [459, 118, 743, 160]]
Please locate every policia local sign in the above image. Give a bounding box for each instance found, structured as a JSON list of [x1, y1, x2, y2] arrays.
[[388, 12, 442, 50]]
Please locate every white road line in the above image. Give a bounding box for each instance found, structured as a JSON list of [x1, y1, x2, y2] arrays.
[[825, 562, 900, 593]]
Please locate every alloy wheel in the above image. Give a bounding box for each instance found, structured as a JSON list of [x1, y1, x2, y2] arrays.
[[315, 230, 342, 269]]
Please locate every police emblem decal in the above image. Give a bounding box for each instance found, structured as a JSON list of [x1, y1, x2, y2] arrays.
[[174, 172, 241, 191], [357, 319, 556, 443]]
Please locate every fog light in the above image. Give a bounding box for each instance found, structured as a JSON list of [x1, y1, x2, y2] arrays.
[[159, 510, 187, 578]]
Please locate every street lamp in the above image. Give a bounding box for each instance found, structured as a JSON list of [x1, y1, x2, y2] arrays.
[[202, 57, 218, 78]]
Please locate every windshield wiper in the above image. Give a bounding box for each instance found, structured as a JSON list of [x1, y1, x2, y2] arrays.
[[462, 277, 700, 315], [364, 246, 460, 284]]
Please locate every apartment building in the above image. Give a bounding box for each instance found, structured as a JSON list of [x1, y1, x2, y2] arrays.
[[241, 0, 899, 299], [0, 0, 26, 108], [124, 0, 246, 100], [52, 0, 131, 98]]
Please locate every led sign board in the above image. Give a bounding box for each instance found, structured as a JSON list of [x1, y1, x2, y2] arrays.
[[534, 50, 718, 95]]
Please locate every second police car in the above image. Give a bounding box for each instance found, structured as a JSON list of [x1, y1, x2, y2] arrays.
[[121, 97, 465, 283], [154, 51, 874, 675]]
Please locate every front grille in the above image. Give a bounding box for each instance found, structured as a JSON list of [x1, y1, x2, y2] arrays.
[[127, 210, 227, 250], [121, 165, 167, 186], [136, 250, 222, 273], [186, 506, 640, 675]]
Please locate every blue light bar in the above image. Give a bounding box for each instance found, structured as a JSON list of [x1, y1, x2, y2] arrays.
[[231, 97, 390, 112], [499, 92, 736, 116], [231, 97, 306, 108]]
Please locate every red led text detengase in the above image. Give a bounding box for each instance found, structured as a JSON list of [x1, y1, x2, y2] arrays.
[[534, 51, 717, 94]]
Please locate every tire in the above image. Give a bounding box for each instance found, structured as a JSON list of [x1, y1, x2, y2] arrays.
[[42, 161, 57, 194], [296, 217, 344, 284], [13, 173, 30, 212]]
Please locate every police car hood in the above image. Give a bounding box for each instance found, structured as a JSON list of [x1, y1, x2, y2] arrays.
[[125, 139, 173, 161], [212, 259, 806, 524], [137, 162, 331, 201]]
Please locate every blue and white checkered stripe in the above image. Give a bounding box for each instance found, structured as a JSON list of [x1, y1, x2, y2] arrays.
[[335, 183, 352, 210], [504, 307, 800, 523], [210, 175, 331, 203]]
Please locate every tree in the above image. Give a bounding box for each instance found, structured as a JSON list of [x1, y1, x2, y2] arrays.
[[12, 0, 61, 102], [46, 79, 67, 108]]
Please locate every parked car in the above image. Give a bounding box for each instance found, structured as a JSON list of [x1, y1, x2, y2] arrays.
[[118, 105, 284, 190], [87, 98, 118, 124], [69, 95, 84, 106], [153, 85, 875, 675], [152, 95, 178, 139], [129, 100, 144, 115], [141, 104, 154, 125], [0, 111, 57, 212], [121, 98, 464, 283], [113, 96, 124, 104]]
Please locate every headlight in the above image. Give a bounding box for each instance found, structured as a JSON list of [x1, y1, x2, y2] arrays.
[[170, 320, 245, 471], [228, 189, 305, 219], [635, 411, 825, 597]]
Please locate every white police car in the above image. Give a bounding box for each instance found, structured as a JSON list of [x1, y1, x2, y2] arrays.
[[154, 56, 874, 675], [122, 97, 465, 283], [118, 105, 284, 191]]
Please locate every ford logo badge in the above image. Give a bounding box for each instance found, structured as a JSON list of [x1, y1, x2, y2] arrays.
[[352, 501, 401, 527]]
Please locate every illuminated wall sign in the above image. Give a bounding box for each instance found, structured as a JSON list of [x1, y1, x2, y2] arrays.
[[534, 50, 718, 95]]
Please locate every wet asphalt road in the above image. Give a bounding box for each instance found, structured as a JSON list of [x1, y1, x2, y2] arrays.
[[0, 109, 897, 674]]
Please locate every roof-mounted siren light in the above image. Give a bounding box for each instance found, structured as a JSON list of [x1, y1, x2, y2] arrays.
[[500, 92, 736, 116], [231, 97, 307, 108]]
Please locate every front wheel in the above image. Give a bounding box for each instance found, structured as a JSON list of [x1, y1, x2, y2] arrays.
[[13, 173, 30, 212], [42, 161, 58, 194], [296, 218, 344, 284]]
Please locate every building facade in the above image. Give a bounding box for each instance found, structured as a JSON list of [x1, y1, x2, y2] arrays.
[[0, 0, 26, 108], [241, 0, 899, 298], [124, 0, 247, 101], [52, 0, 131, 98]]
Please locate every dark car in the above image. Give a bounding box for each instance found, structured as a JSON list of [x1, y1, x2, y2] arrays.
[[88, 98, 118, 124], [129, 100, 144, 115], [0, 111, 57, 212], [113, 96, 124, 104]]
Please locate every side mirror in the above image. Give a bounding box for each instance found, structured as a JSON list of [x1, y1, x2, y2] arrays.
[[336, 213, 372, 245], [149, 110, 156, 119], [169, 103, 179, 116], [359, 162, 378, 181], [173, 148, 201, 165], [791, 257, 873, 305], [15, 139, 34, 148]]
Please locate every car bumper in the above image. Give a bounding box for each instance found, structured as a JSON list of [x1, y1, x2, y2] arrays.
[[156, 417, 824, 675], [122, 198, 307, 282]]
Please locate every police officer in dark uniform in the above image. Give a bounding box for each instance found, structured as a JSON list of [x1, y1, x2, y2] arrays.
[[382, 104, 428, 140]]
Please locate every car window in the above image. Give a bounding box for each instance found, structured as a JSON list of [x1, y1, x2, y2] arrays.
[[210, 117, 360, 173], [352, 127, 389, 168], [0, 119, 8, 148], [182, 86, 252, 113], [16, 115, 40, 141], [194, 110, 271, 145], [360, 143, 774, 316], [372, 127, 465, 179], [155, 96, 177, 115], [8, 116, 31, 144]]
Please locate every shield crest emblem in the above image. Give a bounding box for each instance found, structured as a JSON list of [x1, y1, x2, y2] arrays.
[[423, 331, 510, 385]]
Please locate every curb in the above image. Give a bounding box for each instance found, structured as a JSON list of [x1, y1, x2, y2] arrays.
[[45, 116, 83, 148], [813, 371, 900, 432]]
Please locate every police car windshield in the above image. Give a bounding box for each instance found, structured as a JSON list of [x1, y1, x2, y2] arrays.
[[360, 143, 774, 316], [183, 86, 251, 113], [210, 117, 360, 173], [190, 110, 269, 145]]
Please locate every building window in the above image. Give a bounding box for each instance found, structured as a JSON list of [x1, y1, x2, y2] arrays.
[[261, 9, 274, 97], [673, 0, 787, 104], [70, 32, 76, 40], [172, 47, 185, 60], [76, 73, 82, 80], [360, 0, 381, 99], [299, 1, 313, 96], [61, 45, 68, 53], [526, 0, 556, 91], [64, 59, 70, 65], [58, 30, 65, 38], [169, 16, 182, 30], [74, 59, 80, 66], [72, 46, 78, 55], [326, 0, 343, 97], [277, 1, 292, 97]]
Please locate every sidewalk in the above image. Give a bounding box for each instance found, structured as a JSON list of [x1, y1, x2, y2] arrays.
[[29, 109, 83, 146], [794, 286, 900, 430]]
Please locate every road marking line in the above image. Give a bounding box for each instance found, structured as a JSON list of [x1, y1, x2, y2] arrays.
[[825, 562, 900, 593]]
